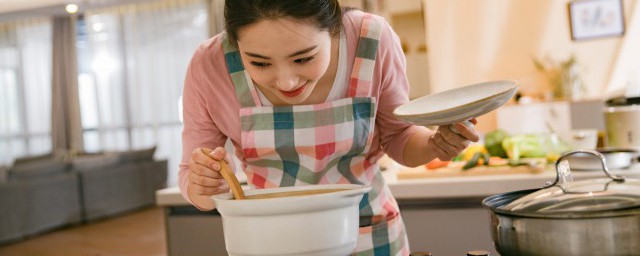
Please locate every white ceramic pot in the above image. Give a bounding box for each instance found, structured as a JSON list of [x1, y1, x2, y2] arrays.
[[212, 184, 370, 256], [557, 129, 598, 150]]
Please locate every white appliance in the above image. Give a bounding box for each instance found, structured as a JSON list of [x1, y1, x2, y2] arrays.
[[604, 104, 640, 150]]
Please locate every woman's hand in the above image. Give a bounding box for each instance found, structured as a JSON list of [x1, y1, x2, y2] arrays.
[[426, 118, 480, 161], [187, 146, 235, 210]]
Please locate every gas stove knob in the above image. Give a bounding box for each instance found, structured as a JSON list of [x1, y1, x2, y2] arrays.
[[467, 250, 491, 256]]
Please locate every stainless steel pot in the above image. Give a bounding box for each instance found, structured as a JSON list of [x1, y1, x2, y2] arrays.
[[483, 150, 640, 256], [564, 148, 639, 170]]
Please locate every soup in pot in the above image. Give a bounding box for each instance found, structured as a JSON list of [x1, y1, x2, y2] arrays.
[[242, 188, 350, 200]]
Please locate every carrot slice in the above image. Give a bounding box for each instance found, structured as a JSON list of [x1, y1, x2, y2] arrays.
[[425, 158, 450, 170]]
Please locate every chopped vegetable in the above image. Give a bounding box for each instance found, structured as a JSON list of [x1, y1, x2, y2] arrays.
[[462, 152, 491, 170], [508, 157, 548, 167], [447, 161, 467, 170], [463, 152, 482, 170], [481, 152, 490, 165], [488, 157, 509, 166], [501, 134, 546, 161], [425, 158, 450, 170], [461, 144, 488, 161], [484, 129, 509, 158]]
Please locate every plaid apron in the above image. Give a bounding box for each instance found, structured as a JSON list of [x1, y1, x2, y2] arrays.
[[222, 14, 409, 256]]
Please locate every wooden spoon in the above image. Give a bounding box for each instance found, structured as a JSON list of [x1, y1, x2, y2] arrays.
[[201, 148, 245, 200]]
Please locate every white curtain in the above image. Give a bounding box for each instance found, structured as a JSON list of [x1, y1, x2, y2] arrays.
[[0, 20, 52, 165], [79, 0, 208, 186], [51, 16, 84, 154]]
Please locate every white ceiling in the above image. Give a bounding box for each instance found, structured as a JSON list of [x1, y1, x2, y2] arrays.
[[0, 0, 144, 22], [0, 0, 69, 14]]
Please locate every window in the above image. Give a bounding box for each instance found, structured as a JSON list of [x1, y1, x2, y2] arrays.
[[0, 20, 52, 165], [77, 0, 208, 186]]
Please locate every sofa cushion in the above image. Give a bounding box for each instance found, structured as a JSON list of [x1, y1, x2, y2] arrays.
[[9, 159, 68, 180], [117, 146, 156, 163], [0, 181, 26, 243], [72, 153, 120, 170], [12, 151, 71, 165], [0, 166, 8, 183], [12, 153, 55, 165]]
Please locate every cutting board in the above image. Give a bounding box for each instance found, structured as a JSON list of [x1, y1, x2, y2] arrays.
[[396, 164, 546, 179]]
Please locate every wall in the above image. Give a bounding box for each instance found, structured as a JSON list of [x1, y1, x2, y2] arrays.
[[389, 10, 431, 99], [422, 0, 637, 133], [608, 0, 640, 97]]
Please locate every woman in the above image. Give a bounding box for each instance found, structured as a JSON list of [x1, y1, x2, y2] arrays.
[[179, 0, 479, 255]]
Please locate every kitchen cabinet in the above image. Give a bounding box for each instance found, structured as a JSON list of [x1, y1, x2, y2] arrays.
[[157, 188, 494, 256], [163, 207, 227, 256], [400, 198, 495, 255]]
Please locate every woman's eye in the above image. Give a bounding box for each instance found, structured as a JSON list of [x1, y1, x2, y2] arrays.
[[250, 62, 271, 68], [294, 56, 314, 64]]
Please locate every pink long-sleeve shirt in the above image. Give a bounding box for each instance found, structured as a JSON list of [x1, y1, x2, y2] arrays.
[[179, 10, 425, 205]]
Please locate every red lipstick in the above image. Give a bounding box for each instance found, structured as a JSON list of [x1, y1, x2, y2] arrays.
[[280, 83, 307, 98]]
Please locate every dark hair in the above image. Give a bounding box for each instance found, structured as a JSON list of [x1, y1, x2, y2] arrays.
[[224, 0, 343, 45]]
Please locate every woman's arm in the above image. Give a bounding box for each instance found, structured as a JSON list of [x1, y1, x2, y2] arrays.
[[402, 120, 479, 167], [371, 14, 478, 167], [179, 42, 231, 210], [371, 16, 424, 166]]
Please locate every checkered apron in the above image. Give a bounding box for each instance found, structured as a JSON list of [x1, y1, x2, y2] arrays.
[[222, 14, 409, 256]]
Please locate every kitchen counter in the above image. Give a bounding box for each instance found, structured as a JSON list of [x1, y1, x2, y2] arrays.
[[156, 163, 640, 256], [388, 164, 640, 200], [157, 164, 640, 206]]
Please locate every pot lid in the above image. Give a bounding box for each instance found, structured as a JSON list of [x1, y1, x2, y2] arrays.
[[606, 95, 640, 106], [605, 86, 640, 106], [499, 150, 640, 214]]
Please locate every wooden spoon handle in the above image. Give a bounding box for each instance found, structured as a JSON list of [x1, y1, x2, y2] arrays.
[[201, 148, 245, 200], [218, 158, 246, 200]]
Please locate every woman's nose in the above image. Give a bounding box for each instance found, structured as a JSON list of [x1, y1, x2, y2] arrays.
[[275, 70, 299, 91]]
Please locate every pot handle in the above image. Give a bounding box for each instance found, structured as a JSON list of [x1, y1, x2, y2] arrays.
[[544, 150, 625, 188]]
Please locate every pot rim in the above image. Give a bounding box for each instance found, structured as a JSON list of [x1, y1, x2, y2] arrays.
[[212, 183, 371, 202], [482, 188, 640, 219], [212, 184, 371, 216], [492, 150, 640, 214], [604, 104, 640, 112]]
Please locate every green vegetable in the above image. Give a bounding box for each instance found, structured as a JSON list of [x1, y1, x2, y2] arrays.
[[462, 152, 491, 170], [508, 159, 527, 166], [484, 129, 509, 158], [501, 134, 547, 161], [508, 157, 548, 167], [463, 152, 482, 170], [481, 152, 490, 166]]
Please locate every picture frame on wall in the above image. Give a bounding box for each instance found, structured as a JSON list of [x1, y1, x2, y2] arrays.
[[568, 0, 625, 41]]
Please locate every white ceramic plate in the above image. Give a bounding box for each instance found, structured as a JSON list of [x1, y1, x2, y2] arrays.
[[393, 80, 519, 126]]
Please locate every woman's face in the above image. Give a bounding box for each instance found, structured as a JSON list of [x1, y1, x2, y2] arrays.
[[236, 18, 332, 105]]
